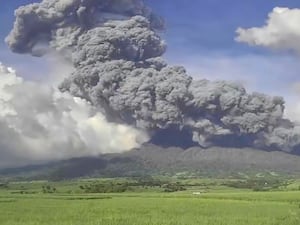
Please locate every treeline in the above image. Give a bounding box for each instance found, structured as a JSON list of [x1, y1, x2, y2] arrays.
[[80, 182, 128, 193], [223, 178, 290, 191], [79, 177, 187, 193]]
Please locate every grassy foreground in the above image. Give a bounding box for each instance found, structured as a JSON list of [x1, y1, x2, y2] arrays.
[[0, 179, 300, 225]]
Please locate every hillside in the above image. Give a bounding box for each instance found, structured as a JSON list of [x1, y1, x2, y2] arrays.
[[2, 145, 300, 180]]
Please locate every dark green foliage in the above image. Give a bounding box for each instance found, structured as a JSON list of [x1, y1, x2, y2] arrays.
[[133, 176, 164, 187], [224, 178, 289, 191], [78, 176, 187, 193], [80, 182, 128, 193], [42, 185, 57, 193], [0, 183, 9, 189], [162, 182, 187, 192]]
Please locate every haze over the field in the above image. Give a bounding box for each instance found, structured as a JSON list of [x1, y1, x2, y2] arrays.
[[1, 0, 300, 167]]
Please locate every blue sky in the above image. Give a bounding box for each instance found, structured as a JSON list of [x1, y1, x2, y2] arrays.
[[1, 0, 300, 110], [148, 0, 300, 53]]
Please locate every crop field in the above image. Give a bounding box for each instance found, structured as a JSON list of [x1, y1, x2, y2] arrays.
[[0, 178, 300, 225]]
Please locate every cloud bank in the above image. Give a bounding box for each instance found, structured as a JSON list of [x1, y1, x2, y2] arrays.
[[236, 7, 300, 53]]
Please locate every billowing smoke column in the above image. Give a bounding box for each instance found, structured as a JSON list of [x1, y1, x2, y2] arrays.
[[0, 62, 147, 168], [6, 0, 300, 153]]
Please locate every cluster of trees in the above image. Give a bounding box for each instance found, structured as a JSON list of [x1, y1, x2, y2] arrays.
[[0, 182, 9, 189], [224, 178, 289, 191], [134, 176, 164, 187], [132, 176, 186, 192], [162, 183, 186, 192], [79, 176, 187, 193], [42, 185, 57, 193], [79, 182, 128, 193], [134, 177, 187, 192]]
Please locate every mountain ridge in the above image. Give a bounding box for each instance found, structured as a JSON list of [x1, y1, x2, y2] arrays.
[[1, 145, 300, 180]]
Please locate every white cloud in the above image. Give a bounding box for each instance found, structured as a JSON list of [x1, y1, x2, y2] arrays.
[[236, 7, 300, 53], [234, 7, 300, 122], [0, 63, 148, 168]]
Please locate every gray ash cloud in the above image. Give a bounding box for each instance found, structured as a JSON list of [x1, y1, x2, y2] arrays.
[[6, 0, 300, 153]]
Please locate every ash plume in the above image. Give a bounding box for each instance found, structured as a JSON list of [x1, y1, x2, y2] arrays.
[[6, 0, 300, 153]]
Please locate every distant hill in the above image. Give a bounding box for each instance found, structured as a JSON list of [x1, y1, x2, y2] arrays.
[[2, 144, 300, 180]]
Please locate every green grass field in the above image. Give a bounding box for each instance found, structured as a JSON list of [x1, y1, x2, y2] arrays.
[[0, 179, 300, 225]]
